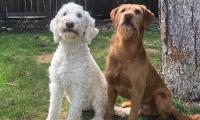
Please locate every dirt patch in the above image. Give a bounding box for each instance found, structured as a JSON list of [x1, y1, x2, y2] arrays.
[[145, 48, 159, 54], [36, 54, 53, 63], [0, 19, 115, 33], [184, 102, 200, 109], [147, 41, 160, 46], [0, 19, 50, 33]]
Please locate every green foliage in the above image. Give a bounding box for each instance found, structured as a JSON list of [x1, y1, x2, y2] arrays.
[[146, 21, 161, 33]]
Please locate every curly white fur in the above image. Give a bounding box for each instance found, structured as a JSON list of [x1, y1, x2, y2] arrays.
[[46, 2, 130, 120]]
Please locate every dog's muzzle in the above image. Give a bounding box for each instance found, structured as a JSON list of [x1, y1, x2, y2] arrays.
[[63, 21, 78, 35], [66, 21, 74, 29], [123, 13, 134, 26], [124, 13, 133, 20]]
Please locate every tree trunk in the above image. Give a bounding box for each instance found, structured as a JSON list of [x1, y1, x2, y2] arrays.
[[159, 0, 200, 101]]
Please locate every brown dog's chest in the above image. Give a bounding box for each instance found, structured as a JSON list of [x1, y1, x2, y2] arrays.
[[113, 72, 132, 99], [106, 48, 148, 99], [111, 61, 142, 99]]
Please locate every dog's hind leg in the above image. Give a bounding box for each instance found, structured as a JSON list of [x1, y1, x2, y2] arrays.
[[47, 82, 64, 120], [92, 103, 105, 120], [91, 90, 107, 120], [154, 91, 172, 120]]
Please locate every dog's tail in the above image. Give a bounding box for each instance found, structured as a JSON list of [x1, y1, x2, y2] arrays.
[[171, 106, 200, 120], [114, 105, 130, 117], [121, 102, 200, 120], [121, 102, 131, 108]]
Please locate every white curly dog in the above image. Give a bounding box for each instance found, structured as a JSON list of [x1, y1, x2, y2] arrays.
[[46, 2, 130, 120]]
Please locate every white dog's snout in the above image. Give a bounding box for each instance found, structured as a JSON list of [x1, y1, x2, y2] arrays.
[[66, 21, 74, 28]]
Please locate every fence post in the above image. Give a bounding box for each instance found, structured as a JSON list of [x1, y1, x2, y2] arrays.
[[91, 0, 97, 16], [44, 0, 50, 20], [0, 0, 7, 19]]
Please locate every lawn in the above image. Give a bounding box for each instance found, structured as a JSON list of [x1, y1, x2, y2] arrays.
[[0, 32, 199, 120]]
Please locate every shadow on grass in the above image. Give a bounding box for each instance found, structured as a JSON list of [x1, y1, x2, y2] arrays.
[[81, 110, 94, 120], [81, 110, 176, 120], [81, 110, 128, 120]]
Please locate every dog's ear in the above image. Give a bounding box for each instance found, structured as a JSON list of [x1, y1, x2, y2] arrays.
[[83, 11, 99, 44], [110, 7, 119, 28], [141, 5, 155, 29], [50, 14, 61, 43]]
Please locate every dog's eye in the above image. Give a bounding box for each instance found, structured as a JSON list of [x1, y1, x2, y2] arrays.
[[77, 13, 82, 18], [121, 9, 125, 13], [135, 10, 140, 14], [63, 13, 67, 16]]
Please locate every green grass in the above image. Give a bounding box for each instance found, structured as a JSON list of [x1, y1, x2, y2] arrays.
[[0, 33, 56, 119], [0, 32, 199, 120], [143, 32, 162, 69]]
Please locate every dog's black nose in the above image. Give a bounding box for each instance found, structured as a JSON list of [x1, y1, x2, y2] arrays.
[[66, 22, 74, 28], [124, 13, 133, 19]]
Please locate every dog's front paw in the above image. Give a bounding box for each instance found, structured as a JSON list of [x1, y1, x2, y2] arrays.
[[90, 117, 103, 120], [103, 115, 112, 120], [46, 117, 52, 120]]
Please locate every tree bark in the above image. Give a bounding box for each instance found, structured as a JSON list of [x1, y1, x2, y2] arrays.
[[159, 0, 200, 101]]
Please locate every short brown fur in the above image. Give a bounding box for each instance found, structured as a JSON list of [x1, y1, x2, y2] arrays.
[[104, 4, 200, 120]]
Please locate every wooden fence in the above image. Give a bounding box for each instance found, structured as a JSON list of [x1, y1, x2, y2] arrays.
[[0, 0, 158, 19]]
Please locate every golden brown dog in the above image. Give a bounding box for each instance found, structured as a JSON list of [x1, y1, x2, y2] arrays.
[[104, 4, 200, 120]]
